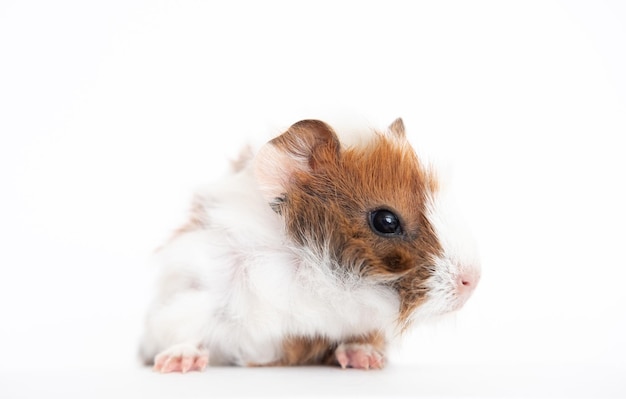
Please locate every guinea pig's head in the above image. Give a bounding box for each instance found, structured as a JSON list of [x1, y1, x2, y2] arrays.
[[254, 118, 481, 329]]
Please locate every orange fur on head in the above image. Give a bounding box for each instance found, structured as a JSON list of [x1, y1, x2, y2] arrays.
[[255, 119, 443, 329]]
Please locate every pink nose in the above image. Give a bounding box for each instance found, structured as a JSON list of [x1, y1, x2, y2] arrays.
[[457, 269, 480, 296]]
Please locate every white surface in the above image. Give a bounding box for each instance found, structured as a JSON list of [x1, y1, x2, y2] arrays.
[[1, 365, 624, 399], [1, 0, 625, 398]]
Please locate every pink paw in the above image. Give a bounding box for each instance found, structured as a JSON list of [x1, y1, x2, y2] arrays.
[[153, 344, 209, 373], [335, 343, 384, 370]]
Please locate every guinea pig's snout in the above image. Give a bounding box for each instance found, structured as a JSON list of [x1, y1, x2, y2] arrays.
[[458, 269, 480, 292]]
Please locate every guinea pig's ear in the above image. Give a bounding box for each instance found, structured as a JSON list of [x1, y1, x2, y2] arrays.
[[387, 117, 406, 138], [253, 119, 340, 204]]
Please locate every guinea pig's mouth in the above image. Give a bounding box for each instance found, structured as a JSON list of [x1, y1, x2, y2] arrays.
[[451, 294, 472, 312]]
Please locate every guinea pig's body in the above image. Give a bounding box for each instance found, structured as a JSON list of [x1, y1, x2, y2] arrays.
[[140, 118, 480, 372]]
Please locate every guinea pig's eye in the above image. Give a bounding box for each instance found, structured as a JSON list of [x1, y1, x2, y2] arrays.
[[368, 209, 403, 236]]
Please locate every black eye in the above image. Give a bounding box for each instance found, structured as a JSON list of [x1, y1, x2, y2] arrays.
[[369, 209, 403, 236]]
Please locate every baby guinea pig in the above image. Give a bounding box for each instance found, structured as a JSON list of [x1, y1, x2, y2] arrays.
[[140, 118, 481, 372]]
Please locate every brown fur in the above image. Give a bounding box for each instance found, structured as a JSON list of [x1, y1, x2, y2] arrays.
[[252, 331, 386, 367], [268, 120, 443, 329]]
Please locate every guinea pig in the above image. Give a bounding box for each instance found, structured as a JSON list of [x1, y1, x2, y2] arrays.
[[139, 118, 481, 372]]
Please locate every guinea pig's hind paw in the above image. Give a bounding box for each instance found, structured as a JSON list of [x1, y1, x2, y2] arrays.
[[334, 343, 384, 370], [153, 344, 209, 373]]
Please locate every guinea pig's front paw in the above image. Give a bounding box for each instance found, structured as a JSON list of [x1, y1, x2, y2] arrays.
[[334, 343, 385, 370], [153, 344, 209, 373]]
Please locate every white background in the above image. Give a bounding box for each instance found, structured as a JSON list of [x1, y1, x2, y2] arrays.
[[1, 1, 625, 398]]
